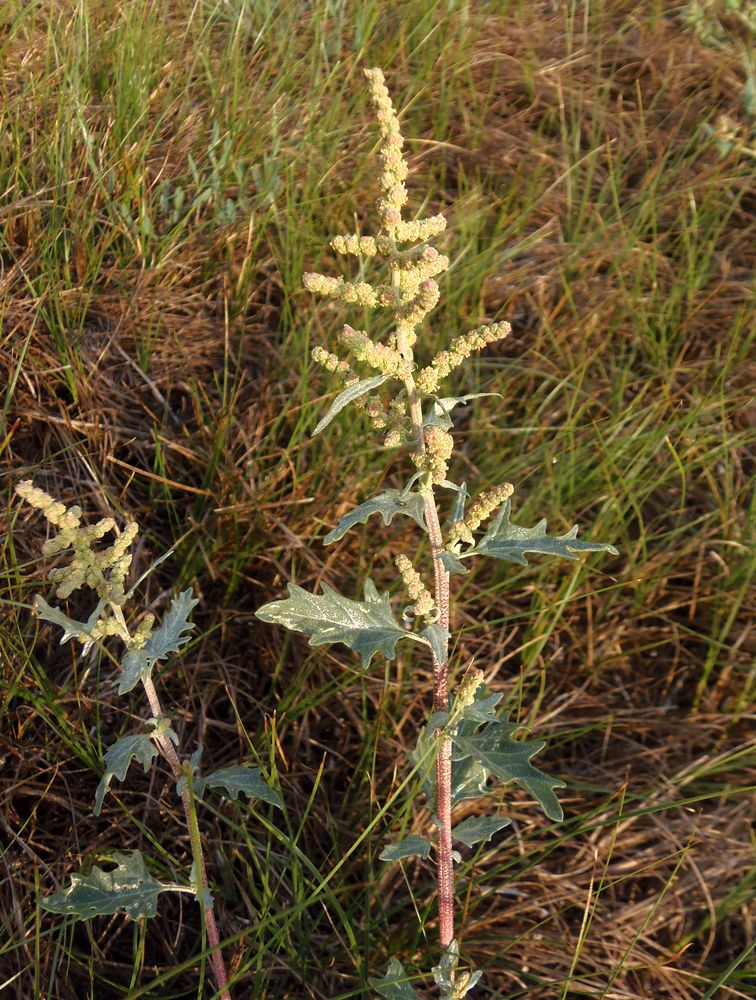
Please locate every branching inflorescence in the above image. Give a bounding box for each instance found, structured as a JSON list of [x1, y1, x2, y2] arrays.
[[16, 481, 281, 1000], [256, 68, 617, 997]]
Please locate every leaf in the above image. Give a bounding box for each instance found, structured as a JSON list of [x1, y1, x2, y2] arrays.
[[419, 624, 449, 665], [458, 690, 502, 724], [450, 754, 490, 807], [423, 394, 500, 432], [256, 579, 407, 668], [453, 718, 565, 822], [472, 499, 618, 566], [431, 941, 483, 999], [369, 958, 422, 999], [379, 836, 431, 862], [447, 481, 469, 525], [32, 596, 104, 650], [118, 589, 199, 694], [94, 732, 163, 816], [440, 550, 469, 575], [313, 374, 389, 436], [323, 489, 426, 546], [41, 851, 169, 920], [194, 765, 282, 809], [433, 940, 458, 992], [452, 815, 511, 847]]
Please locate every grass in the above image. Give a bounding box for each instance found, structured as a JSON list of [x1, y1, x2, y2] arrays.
[[1, 0, 754, 997]]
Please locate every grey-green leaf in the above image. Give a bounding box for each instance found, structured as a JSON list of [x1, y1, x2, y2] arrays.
[[451, 755, 490, 806], [94, 732, 162, 816], [40, 851, 169, 920], [459, 690, 502, 724], [419, 624, 449, 665], [379, 836, 432, 862], [195, 765, 281, 808], [323, 489, 426, 546], [256, 579, 407, 668], [431, 940, 483, 999], [452, 815, 511, 847], [32, 596, 102, 649], [432, 940, 458, 992], [453, 718, 565, 822], [440, 550, 469, 575], [472, 499, 618, 566], [369, 958, 422, 999], [118, 589, 198, 694], [423, 394, 500, 432], [313, 374, 389, 436]]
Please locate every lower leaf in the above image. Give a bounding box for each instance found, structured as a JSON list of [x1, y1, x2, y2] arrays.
[[40, 851, 169, 920]]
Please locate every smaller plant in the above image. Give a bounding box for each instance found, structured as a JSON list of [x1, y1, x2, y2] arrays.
[[15, 481, 281, 1000]]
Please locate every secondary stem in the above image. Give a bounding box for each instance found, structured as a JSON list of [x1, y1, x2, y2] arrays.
[[112, 606, 231, 999]]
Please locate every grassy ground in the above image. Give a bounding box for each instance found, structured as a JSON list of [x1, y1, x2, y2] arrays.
[[1, 0, 754, 997]]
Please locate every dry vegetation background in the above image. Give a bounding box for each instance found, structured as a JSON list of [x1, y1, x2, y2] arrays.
[[0, 1, 754, 998]]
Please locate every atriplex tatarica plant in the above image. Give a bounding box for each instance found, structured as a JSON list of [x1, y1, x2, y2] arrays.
[[15, 481, 281, 1000], [256, 68, 618, 996]]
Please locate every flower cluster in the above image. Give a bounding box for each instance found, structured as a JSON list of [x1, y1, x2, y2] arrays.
[[412, 425, 454, 487], [394, 553, 435, 618], [330, 234, 379, 257], [311, 345, 356, 381], [339, 325, 412, 380], [16, 480, 137, 604], [453, 666, 485, 715], [302, 272, 381, 308], [448, 483, 514, 546], [363, 66, 409, 233], [416, 321, 512, 394]]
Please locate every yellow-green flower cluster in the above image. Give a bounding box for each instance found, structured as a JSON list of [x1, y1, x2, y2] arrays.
[[312, 345, 356, 381], [397, 278, 440, 331], [330, 234, 379, 257], [393, 215, 447, 243], [130, 613, 156, 649], [412, 425, 454, 486], [416, 320, 512, 394], [449, 483, 514, 546], [400, 246, 449, 290], [339, 324, 413, 380], [394, 553, 435, 618], [303, 272, 380, 309], [453, 666, 485, 714], [363, 67, 409, 233], [16, 480, 137, 603]]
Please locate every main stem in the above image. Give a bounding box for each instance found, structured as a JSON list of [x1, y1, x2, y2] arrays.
[[112, 607, 231, 999], [397, 320, 454, 952]]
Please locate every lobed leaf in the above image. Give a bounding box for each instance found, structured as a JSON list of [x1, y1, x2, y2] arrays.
[[453, 717, 565, 822], [32, 596, 104, 651], [323, 489, 427, 545], [94, 731, 168, 816], [41, 851, 169, 920], [379, 836, 432, 862], [369, 958, 422, 999], [118, 589, 199, 694], [452, 815, 511, 848], [256, 579, 407, 668], [313, 374, 389, 436], [470, 499, 618, 566], [194, 764, 282, 808]]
